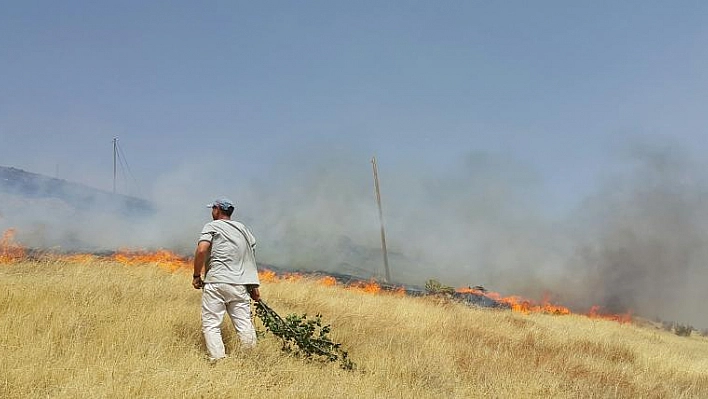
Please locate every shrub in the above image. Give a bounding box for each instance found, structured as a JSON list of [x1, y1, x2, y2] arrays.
[[674, 323, 693, 337], [425, 279, 456, 296]]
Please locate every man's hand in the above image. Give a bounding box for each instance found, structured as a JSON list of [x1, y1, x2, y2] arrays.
[[247, 285, 261, 302], [192, 276, 204, 289]]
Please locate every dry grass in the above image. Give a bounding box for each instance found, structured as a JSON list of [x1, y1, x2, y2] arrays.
[[1, 259, 707, 398]]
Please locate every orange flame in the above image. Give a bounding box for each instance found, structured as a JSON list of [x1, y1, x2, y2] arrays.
[[0, 229, 26, 264], [256, 270, 390, 295], [457, 286, 632, 321], [258, 269, 278, 282], [457, 287, 572, 315], [284, 273, 304, 282], [0, 230, 633, 324], [112, 248, 189, 272], [318, 276, 337, 286], [588, 305, 632, 323], [348, 279, 382, 294]]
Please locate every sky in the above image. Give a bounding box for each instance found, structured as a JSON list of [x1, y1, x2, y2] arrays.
[[2, 1, 708, 324], [2, 1, 707, 208]]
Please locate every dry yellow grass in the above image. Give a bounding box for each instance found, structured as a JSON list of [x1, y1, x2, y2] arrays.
[[1, 259, 707, 398]]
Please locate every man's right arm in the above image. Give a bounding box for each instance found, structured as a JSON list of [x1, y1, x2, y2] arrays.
[[192, 241, 210, 289]]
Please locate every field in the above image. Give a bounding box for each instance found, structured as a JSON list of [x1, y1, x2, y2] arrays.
[[1, 259, 708, 398]]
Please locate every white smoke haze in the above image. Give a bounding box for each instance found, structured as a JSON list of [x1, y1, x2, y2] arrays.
[[0, 192, 149, 250], [378, 151, 566, 291], [2, 140, 707, 328], [562, 142, 708, 327], [237, 150, 383, 275]]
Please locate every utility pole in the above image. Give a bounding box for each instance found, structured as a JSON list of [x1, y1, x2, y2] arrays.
[[371, 156, 391, 283], [113, 137, 117, 194]]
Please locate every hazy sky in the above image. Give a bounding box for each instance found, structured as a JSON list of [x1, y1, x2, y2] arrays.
[[2, 1, 708, 213]]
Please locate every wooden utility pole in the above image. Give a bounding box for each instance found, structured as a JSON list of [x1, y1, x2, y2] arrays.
[[113, 137, 117, 194], [371, 156, 392, 283]]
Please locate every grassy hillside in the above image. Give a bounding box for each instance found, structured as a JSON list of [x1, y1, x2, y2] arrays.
[[1, 259, 707, 398]]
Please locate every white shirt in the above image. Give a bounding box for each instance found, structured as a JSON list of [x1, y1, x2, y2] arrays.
[[198, 219, 260, 285]]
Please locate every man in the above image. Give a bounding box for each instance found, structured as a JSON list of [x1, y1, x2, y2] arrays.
[[192, 198, 261, 361]]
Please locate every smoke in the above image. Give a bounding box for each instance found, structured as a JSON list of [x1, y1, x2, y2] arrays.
[[234, 143, 708, 328], [2, 140, 707, 327], [563, 143, 708, 326], [226, 149, 563, 289], [0, 190, 148, 251], [0, 161, 214, 252]]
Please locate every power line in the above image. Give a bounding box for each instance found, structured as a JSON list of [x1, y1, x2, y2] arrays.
[[117, 150, 128, 194], [116, 141, 142, 197], [112, 137, 142, 197], [113, 138, 117, 193]]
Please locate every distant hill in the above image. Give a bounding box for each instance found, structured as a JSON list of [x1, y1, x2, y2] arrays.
[[0, 165, 154, 217]]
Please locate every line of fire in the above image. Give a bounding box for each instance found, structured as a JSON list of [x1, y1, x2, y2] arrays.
[[1, 228, 631, 324]]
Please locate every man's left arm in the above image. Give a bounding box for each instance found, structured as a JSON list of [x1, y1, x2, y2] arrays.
[[244, 226, 257, 256], [247, 285, 261, 302]]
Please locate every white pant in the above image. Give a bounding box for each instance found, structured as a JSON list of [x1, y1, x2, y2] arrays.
[[201, 283, 256, 360]]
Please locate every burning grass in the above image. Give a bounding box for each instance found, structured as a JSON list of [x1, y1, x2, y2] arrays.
[[0, 229, 634, 323], [0, 229, 24, 263], [111, 248, 189, 272], [2, 258, 708, 398]]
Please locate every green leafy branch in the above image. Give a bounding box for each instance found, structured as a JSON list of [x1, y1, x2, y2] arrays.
[[254, 300, 355, 370]]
